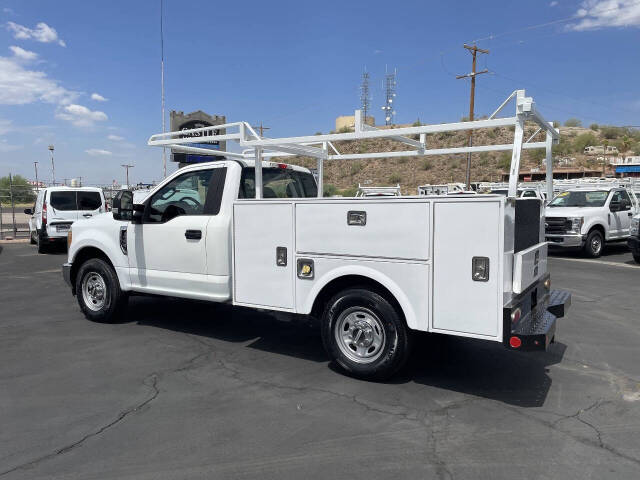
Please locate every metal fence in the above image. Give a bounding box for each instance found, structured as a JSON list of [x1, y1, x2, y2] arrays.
[[0, 177, 35, 240]]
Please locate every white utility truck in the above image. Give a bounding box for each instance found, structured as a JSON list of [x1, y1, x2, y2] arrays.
[[545, 184, 639, 257], [63, 90, 571, 379]]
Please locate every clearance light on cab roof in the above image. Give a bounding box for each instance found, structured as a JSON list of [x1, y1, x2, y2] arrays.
[[277, 163, 289, 169]]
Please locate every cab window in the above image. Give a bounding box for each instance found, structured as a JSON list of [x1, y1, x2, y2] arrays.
[[146, 169, 213, 223], [239, 168, 318, 198]]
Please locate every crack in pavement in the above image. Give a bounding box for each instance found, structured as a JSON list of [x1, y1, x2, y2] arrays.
[[0, 374, 159, 478]]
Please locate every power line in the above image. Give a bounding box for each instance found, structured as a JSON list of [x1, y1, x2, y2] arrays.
[[456, 44, 489, 189]]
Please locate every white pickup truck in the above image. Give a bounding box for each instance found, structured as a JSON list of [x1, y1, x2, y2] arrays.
[[62, 90, 571, 379], [545, 186, 639, 257]]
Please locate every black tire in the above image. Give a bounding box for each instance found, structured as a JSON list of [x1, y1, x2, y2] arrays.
[[321, 288, 412, 380], [583, 229, 604, 258], [36, 229, 47, 254], [75, 258, 128, 323], [633, 253, 640, 264], [29, 229, 36, 245]]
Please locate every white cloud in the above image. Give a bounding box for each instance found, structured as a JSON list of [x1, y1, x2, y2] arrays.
[[56, 104, 108, 127], [3, 7, 14, 14], [91, 93, 108, 102], [85, 148, 112, 156], [0, 56, 77, 105], [550, 1, 559, 6], [6, 21, 66, 46], [0, 118, 12, 135], [107, 134, 124, 141], [568, 0, 640, 30], [0, 138, 22, 152], [9, 45, 38, 61]]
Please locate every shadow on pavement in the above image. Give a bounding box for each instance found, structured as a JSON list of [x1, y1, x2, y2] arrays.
[[549, 241, 629, 258], [130, 295, 564, 408]]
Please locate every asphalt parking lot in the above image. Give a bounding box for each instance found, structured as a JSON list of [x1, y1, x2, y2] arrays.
[[1, 242, 639, 479]]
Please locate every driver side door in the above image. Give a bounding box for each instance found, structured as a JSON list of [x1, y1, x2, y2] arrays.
[[128, 166, 221, 299]]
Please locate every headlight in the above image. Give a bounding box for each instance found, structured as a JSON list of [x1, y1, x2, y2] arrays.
[[631, 217, 640, 237], [568, 217, 584, 233]]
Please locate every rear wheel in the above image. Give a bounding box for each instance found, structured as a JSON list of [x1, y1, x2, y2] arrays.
[[633, 253, 640, 264], [75, 258, 128, 323], [321, 288, 411, 380], [36, 230, 47, 254], [584, 230, 604, 258]]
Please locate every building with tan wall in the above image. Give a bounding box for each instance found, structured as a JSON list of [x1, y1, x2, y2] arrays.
[[335, 115, 375, 131]]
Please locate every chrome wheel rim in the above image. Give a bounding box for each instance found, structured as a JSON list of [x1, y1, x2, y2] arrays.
[[335, 307, 386, 364], [591, 236, 602, 255], [82, 272, 107, 311]]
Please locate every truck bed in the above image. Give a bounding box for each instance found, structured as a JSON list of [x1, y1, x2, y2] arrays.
[[232, 195, 520, 341]]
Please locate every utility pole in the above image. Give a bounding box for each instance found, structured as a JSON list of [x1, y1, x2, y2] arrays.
[[252, 122, 270, 138], [33, 161, 39, 189], [160, 0, 167, 178], [456, 44, 489, 189], [48, 144, 55, 185], [121, 164, 134, 188]]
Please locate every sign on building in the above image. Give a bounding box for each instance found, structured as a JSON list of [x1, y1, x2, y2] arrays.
[[170, 110, 226, 166]]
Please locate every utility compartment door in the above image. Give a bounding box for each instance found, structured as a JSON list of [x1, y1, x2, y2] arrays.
[[432, 201, 501, 337], [233, 202, 294, 310]]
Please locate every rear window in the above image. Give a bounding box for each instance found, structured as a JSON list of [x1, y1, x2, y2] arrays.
[[49, 192, 77, 211], [239, 168, 318, 198], [77, 191, 102, 210]]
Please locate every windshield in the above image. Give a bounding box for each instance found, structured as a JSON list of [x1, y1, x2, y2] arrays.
[[548, 190, 609, 208], [239, 168, 318, 198]]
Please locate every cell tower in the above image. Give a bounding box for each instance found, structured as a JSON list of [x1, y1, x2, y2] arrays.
[[381, 67, 397, 125], [360, 70, 371, 123]]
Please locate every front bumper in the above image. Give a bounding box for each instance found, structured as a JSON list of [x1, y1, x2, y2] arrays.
[[628, 237, 640, 255], [62, 262, 72, 288], [545, 233, 584, 248], [503, 274, 571, 351]]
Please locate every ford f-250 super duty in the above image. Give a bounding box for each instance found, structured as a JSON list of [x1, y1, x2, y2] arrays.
[[62, 90, 571, 379], [545, 186, 639, 257]]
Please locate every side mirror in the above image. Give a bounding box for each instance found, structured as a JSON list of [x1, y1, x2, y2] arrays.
[[24, 208, 33, 215], [112, 190, 133, 221], [132, 203, 145, 224], [609, 201, 621, 212]]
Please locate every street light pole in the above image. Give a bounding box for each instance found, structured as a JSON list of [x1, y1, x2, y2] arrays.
[[48, 145, 55, 185], [33, 161, 39, 189], [121, 164, 134, 188]]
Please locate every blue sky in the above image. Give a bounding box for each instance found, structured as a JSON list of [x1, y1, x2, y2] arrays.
[[0, 0, 639, 185]]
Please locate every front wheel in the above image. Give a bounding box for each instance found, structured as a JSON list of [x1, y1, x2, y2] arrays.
[[321, 288, 411, 380], [583, 230, 604, 258], [30, 229, 36, 245], [75, 258, 128, 323]]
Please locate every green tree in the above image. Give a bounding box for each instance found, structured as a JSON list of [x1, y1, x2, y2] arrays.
[[323, 184, 337, 196], [0, 175, 35, 205], [498, 152, 511, 171], [589, 123, 599, 131], [573, 133, 598, 153], [600, 126, 622, 139], [564, 118, 582, 127]]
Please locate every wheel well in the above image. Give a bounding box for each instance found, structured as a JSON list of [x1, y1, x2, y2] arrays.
[[70, 247, 114, 294], [310, 275, 406, 323], [588, 224, 605, 237]]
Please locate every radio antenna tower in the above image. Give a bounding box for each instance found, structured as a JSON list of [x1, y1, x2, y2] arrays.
[[360, 69, 371, 124], [381, 67, 397, 125]]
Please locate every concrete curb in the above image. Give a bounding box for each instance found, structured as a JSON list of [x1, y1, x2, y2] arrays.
[[0, 238, 30, 244]]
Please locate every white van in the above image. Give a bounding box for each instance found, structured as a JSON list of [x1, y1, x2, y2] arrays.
[[25, 187, 106, 253]]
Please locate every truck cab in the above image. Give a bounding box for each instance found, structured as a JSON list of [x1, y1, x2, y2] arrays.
[[545, 187, 639, 257]]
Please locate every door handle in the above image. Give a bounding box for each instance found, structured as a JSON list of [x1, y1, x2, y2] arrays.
[[628, 212, 633, 217], [83, 213, 92, 218], [185, 229, 202, 240]]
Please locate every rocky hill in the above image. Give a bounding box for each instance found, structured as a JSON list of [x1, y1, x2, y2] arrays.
[[284, 123, 640, 196]]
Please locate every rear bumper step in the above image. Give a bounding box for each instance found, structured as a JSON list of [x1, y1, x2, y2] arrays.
[[504, 284, 571, 352]]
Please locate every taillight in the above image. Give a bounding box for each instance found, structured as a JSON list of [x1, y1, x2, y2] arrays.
[[277, 163, 288, 169], [509, 336, 522, 348], [42, 201, 47, 227]]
